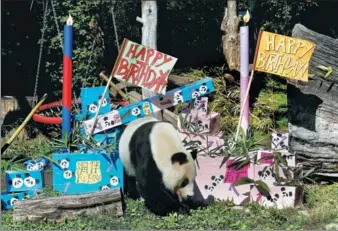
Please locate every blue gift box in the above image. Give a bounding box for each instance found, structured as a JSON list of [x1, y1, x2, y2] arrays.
[[52, 152, 123, 195], [5, 170, 44, 193], [23, 157, 50, 172], [1, 190, 36, 210], [78, 86, 111, 120]]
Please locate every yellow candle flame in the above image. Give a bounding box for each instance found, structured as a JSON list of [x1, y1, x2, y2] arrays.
[[243, 10, 250, 23], [67, 14, 73, 26]]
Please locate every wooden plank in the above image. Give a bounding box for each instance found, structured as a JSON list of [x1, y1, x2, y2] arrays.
[[13, 189, 123, 222]]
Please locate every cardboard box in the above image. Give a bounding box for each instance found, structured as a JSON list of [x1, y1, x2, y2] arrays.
[[194, 156, 253, 205], [257, 149, 296, 167], [82, 77, 215, 135], [250, 185, 303, 209], [177, 112, 220, 135], [179, 132, 225, 154], [23, 157, 50, 172], [1, 190, 36, 210], [52, 152, 124, 195], [5, 170, 44, 193]]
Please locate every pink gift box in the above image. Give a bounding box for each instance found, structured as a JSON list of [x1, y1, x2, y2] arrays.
[[188, 97, 208, 116], [271, 132, 289, 151], [250, 185, 303, 209], [257, 150, 296, 167], [177, 112, 220, 135], [253, 163, 294, 187], [179, 132, 225, 154], [194, 156, 254, 205]]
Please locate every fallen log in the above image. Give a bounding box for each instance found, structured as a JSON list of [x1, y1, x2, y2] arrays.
[[13, 189, 123, 222], [288, 24, 338, 181]]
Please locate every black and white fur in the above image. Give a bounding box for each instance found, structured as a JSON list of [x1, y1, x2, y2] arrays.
[[119, 116, 198, 216]]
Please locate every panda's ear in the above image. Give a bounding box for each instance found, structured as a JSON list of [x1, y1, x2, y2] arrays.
[[190, 149, 198, 160], [171, 152, 188, 165], [8, 180, 12, 185]]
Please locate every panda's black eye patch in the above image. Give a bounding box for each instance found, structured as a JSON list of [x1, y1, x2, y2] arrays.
[[180, 179, 189, 188]]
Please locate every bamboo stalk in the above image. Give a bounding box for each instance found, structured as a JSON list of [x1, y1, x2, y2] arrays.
[[1, 93, 48, 154], [99, 72, 129, 102]]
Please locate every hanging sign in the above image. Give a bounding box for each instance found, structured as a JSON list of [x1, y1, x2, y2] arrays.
[[253, 31, 316, 82], [111, 38, 178, 95]]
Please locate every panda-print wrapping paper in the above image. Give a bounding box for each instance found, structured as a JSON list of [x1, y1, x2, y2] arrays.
[[250, 185, 303, 209], [179, 131, 225, 154], [177, 112, 220, 135], [5, 170, 43, 193], [78, 86, 111, 120], [52, 153, 124, 195], [257, 149, 296, 168], [194, 156, 254, 206], [1, 190, 36, 210], [82, 77, 215, 135]]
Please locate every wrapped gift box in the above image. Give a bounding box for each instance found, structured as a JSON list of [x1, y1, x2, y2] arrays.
[[271, 132, 289, 152], [52, 152, 123, 195], [194, 156, 254, 206], [82, 77, 214, 135], [1, 190, 36, 210], [257, 149, 296, 167], [177, 112, 220, 135], [182, 97, 208, 116], [250, 185, 303, 209], [5, 170, 44, 193], [179, 132, 225, 154]]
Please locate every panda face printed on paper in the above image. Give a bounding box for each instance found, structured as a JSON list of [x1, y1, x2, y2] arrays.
[[24, 173, 38, 187], [99, 96, 108, 107], [100, 185, 111, 191], [191, 90, 200, 99], [88, 103, 98, 113], [204, 182, 217, 192], [26, 163, 38, 171], [199, 83, 209, 95], [110, 175, 119, 186], [63, 170, 73, 179], [173, 90, 184, 105], [211, 175, 224, 184], [8, 196, 19, 206], [131, 107, 141, 117], [9, 175, 24, 188], [59, 158, 70, 169]]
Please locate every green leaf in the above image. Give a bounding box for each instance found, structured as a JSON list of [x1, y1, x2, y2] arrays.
[[234, 177, 254, 186], [255, 180, 270, 194]]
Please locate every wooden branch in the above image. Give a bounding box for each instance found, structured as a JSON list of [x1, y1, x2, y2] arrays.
[[288, 24, 338, 180], [13, 189, 123, 222], [136, 16, 144, 24]]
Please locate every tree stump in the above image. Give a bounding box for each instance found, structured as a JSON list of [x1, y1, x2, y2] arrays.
[[13, 189, 123, 222], [288, 24, 338, 181], [220, 0, 240, 71]]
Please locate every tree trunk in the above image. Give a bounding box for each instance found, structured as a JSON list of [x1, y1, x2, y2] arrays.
[[288, 24, 338, 181], [220, 0, 240, 71], [13, 189, 123, 222], [137, 0, 162, 120]]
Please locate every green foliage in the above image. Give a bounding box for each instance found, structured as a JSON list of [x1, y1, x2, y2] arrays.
[[251, 75, 288, 133], [2, 184, 338, 230], [41, 0, 138, 98]]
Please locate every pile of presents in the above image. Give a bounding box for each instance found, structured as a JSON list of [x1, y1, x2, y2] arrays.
[[193, 132, 304, 209], [177, 97, 225, 155], [1, 78, 216, 211], [1, 157, 49, 210]]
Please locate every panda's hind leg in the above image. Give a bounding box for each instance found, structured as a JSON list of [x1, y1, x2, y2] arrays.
[[124, 171, 141, 199]]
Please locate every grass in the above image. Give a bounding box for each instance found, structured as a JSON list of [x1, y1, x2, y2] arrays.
[[1, 184, 337, 230], [1, 139, 337, 230]]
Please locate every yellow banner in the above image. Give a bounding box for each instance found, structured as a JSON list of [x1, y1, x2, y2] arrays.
[[253, 31, 316, 81]]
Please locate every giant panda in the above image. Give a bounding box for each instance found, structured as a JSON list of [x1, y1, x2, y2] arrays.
[[118, 116, 198, 216]]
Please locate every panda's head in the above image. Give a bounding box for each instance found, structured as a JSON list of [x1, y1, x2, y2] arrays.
[[8, 174, 24, 189], [164, 149, 198, 202]]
